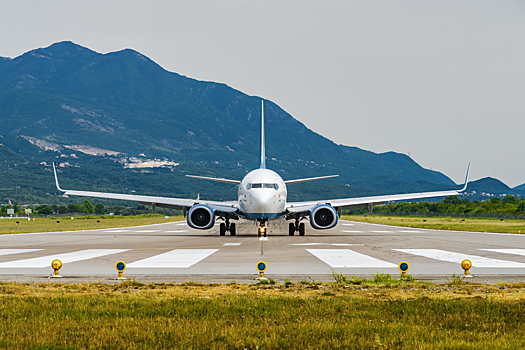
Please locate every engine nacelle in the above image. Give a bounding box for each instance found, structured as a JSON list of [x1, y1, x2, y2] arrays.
[[187, 204, 215, 230], [310, 204, 338, 230]]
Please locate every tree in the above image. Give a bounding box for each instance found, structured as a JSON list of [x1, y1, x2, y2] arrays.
[[36, 205, 53, 215], [444, 196, 459, 205], [95, 203, 105, 215], [517, 201, 525, 214], [68, 203, 83, 213], [503, 195, 517, 205], [83, 200, 95, 214]]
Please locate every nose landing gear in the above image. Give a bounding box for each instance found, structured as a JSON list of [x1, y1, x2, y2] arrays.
[[257, 220, 267, 238]]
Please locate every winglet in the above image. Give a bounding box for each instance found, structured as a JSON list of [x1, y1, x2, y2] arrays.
[[53, 163, 65, 192], [458, 163, 470, 192], [259, 100, 266, 169]]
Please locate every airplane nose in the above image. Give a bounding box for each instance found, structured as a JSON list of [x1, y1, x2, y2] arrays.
[[251, 190, 275, 213]]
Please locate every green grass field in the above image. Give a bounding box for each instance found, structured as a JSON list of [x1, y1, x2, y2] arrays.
[[0, 215, 184, 235], [1, 279, 525, 349], [344, 215, 525, 234]]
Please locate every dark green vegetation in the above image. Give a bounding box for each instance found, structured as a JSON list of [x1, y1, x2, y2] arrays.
[[0, 41, 476, 207], [364, 194, 525, 216], [1, 281, 525, 349]]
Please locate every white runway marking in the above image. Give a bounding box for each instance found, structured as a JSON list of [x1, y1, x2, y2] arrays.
[[399, 230, 423, 233], [343, 223, 354, 226], [343, 230, 363, 233], [127, 249, 218, 268], [0, 249, 129, 268], [135, 230, 159, 233], [394, 249, 525, 268], [292, 243, 363, 246], [165, 230, 188, 233], [223, 243, 242, 246], [480, 249, 525, 257], [292, 243, 325, 246], [307, 249, 397, 268], [104, 230, 131, 233], [259, 237, 268, 241], [0, 249, 43, 257], [371, 231, 395, 233]]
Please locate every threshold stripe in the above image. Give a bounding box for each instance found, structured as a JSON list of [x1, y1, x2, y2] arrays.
[[0, 249, 129, 268], [127, 249, 219, 268], [394, 249, 525, 268], [307, 249, 396, 268]]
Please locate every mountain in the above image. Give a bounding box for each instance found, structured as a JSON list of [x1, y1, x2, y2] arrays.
[[514, 183, 525, 191], [0, 41, 468, 205]]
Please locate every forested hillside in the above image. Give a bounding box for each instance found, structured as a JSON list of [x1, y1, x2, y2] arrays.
[[1, 41, 518, 208]]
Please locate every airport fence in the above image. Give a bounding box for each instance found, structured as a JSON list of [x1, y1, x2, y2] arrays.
[[365, 211, 525, 220]]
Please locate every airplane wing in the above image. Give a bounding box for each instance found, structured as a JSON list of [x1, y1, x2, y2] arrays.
[[53, 164, 238, 214], [284, 175, 339, 184], [287, 164, 470, 215], [185, 175, 241, 184]]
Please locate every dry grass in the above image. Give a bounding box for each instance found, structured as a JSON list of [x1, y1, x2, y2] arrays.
[[344, 215, 525, 234], [0, 215, 184, 235], [1, 280, 525, 349]]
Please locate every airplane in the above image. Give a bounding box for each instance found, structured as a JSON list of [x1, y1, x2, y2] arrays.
[[53, 100, 469, 237]]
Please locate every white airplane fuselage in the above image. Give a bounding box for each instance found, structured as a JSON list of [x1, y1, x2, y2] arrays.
[[238, 168, 287, 220]]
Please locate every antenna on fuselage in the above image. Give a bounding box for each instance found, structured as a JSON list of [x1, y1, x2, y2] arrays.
[[259, 100, 266, 169]]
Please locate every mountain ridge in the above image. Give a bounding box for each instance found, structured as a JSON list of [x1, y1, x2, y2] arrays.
[[1, 41, 506, 205]]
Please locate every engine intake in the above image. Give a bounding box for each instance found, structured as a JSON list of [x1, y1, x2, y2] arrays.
[[310, 204, 338, 230], [187, 204, 215, 229]]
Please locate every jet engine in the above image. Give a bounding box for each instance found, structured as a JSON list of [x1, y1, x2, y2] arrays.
[[310, 204, 338, 229], [187, 204, 215, 229]]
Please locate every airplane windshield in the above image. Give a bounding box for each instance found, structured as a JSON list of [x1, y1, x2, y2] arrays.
[[246, 183, 279, 190]]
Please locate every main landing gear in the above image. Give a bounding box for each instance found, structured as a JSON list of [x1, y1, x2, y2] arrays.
[[289, 222, 305, 236], [219, 216, 236, 236]]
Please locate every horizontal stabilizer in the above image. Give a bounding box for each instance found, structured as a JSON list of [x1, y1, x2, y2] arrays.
[[284, 175, 339, 185]]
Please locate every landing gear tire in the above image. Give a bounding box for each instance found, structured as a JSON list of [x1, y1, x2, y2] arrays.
[[258, 228, 261, 237], [220, 223, 226, 236], [299, 223, 305, 236], [230, 223, 236, 236], [289, 223, 295, 236]]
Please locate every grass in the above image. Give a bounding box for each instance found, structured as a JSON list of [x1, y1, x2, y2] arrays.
[[1, 280, 525, 349], [0, 214, 184, 235], [344, 215, 525, 234]]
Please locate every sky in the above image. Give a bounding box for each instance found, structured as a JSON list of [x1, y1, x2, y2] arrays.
[[1, 1, 524, 187]]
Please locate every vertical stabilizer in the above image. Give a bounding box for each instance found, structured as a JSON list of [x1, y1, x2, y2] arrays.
[[259, 100, 266, 169]]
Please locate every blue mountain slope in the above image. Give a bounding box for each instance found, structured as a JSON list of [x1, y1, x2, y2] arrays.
[[0, 41, 457, 195]]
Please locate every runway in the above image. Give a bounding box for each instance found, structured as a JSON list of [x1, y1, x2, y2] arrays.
[[1, 218, 525, 283]]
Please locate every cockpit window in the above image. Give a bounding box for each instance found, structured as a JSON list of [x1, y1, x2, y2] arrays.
[[246, 183, 279, 190]]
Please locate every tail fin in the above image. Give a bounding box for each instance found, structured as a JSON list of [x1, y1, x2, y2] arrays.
[[259, 100, 266, 169]]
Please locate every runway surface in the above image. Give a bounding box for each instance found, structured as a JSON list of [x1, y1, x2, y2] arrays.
[[1, 218, 525, 283]]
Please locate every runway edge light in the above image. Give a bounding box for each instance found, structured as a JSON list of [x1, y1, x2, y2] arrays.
[[461, 259, 473, 278], [50, 259, 62, 278], [398, 261, 410, 278], [256, 261, 267, 280], [115, 261, 127, 280]]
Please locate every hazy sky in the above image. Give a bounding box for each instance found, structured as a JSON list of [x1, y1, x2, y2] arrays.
[[1, 1, 524, 186]]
